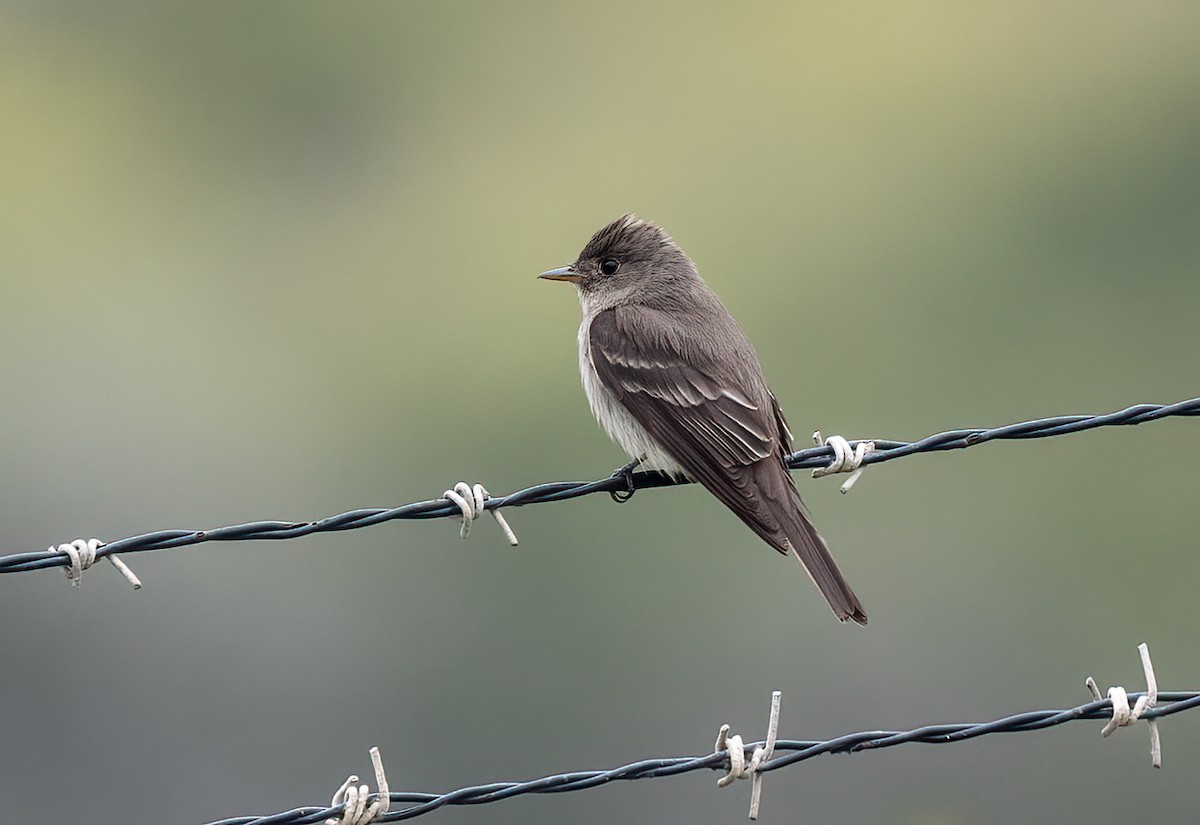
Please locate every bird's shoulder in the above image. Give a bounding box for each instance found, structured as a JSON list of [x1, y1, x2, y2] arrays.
[[588, 299, 758, 380]]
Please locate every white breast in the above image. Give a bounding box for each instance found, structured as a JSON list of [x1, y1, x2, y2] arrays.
[[578, 315, 685, 476]]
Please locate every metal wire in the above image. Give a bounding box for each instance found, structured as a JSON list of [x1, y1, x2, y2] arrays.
[[1, 396, 1196, 576], [203, 690, 1200, 824]]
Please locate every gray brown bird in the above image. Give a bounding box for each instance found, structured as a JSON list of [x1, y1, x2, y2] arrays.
[[539, 214, 867, 625]]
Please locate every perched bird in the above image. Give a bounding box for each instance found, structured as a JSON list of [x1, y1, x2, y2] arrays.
[[539, 214, 867, 625]]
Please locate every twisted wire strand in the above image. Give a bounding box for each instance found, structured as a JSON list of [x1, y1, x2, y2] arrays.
[[2, 397, 1196, 576], [203, 690, 1200, 824]]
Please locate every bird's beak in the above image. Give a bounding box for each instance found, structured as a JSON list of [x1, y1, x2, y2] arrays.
[[538, 265, 581, 283]]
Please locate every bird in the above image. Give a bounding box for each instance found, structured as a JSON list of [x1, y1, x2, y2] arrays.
[[539, 214, 867, 625]]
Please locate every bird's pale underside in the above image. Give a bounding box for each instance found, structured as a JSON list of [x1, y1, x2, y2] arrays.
[[540, 214, 866, 625]]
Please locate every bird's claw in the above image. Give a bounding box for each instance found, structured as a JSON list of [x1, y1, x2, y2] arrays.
[[609, 458, 642, 504]]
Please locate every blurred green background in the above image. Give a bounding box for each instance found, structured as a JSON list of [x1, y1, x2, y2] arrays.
[[2, 3, 1198, 823]]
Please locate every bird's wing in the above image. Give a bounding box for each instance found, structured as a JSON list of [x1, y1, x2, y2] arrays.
[[769, 390, 795, 454], [588, 305, 867, 624], [588, 305, 787, 541]]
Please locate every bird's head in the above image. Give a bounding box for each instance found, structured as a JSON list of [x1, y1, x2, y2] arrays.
[[539, 214, 696, 304]]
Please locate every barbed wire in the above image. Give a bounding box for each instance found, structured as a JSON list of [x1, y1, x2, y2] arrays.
[[2, 396, 1196, 578], [204, 688, 1200, 824]]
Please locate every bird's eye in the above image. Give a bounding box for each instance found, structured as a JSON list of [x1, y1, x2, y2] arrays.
[[600, 259, 620, 275]]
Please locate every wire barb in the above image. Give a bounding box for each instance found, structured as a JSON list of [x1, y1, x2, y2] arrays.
[[50, 538, 142, 590], [442, 482, 519, 546], [715, 690, 782, 820], [810, 432, 875, 493], [1085, 642, 1162, 767], [325, 747, 390, 825]]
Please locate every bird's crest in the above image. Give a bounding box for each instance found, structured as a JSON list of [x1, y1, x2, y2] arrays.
[[581, 213, 678, 260]]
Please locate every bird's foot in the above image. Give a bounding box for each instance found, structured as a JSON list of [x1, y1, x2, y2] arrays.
[[609, 456, 644, 504]]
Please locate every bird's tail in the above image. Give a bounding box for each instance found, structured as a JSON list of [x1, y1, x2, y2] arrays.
[[681, 455, 868, 625], [781, 506, 868, 626]]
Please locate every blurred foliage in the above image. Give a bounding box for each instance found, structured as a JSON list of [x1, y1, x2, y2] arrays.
[[1, 3, 1198, 824]]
